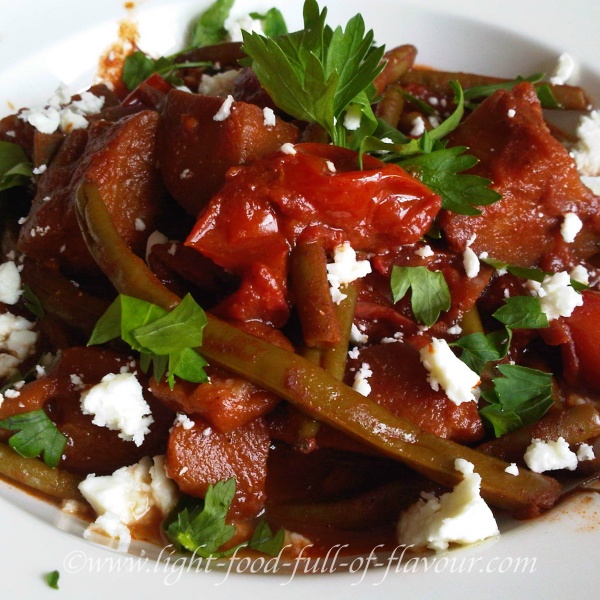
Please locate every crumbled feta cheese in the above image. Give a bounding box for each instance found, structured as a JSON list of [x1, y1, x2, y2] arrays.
[[352, 363, 372, 397], [570, 264, 590, 285], [174, 413, 195, 430], [145, 230, 168, 263], [524, 437, 578, 472], [198, 69, 240, 96], [263, 106, 276, 128], [463, 246, 480, 278], [84, 512, 132, 551], [0, 312, 38, 379], [134, 218, 146, 232], [527, 271, 583, 320], [415, 244, 434, 258], [59, 108, 89, 133], [504, 463, 519, 476], [179, 466, 189, 476], [397, 458, 499, 551], [560, 212, 583, 243], [71, 91, 105, 115], [350, 324, 368, 345], [202, 427, 212, 436], [571, 110, 600, 176], [149, 455, 179, 515], [224, 14, 264, 42], [0, 261, 23, 305], [419, 338, 480, 405], [32, 164, 47, 175], [410, 115, 426, 137], [20, 106, 61, 134], [80, 455, 177, 550], [550, 52, 576, 85], [213, 94, 235, 121], [327, 242, 371, 304], [70, 373, 85, 390], [343, 104, 362, 131], [325, 160, 336, 173], [348, 346, 360, 359], [280, 142, 297, 155], [80, 373, 154, 446], [577, 443, 595, 462], [3, 388, 20, 399], [507, 108, 516, 118], [446, 324, 462, 336]]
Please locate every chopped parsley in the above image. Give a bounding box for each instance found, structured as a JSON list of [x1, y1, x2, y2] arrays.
[[0, 410, 66, 468], [44, 570, 60, 590], [390, 265, 451, 327], [0, 140, 33, 192], [88, 293, 209, 389], [165, 478, 284, 557]]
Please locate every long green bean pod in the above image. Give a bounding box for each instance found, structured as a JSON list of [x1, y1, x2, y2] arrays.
[[76, 181, 562, 517], [0, 443, 83, 500]]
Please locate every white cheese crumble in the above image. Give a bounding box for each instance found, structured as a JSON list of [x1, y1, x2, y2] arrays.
[[419, 338, 480, 405], [397, 458, 499, 551], [325, 160, 336, 173], [343, 104, 362, 131], [174, 413, 195, 430], [80, 373, 154, 446], [570, 264, 590, 285], [80, 455, 178, 550], [19, 85, 105, 134], [263, 106, 276, 127], [280, 142, 297, 155], [410, 115, 426, 137], [352, 362, 372, 397], [224, 14, 264, 42], [524, 437, 578, 472], [560, 212, 583, 243], [326, 242, 371, 304], [577, 443, 595, 462], [0, 312, 38, 379], [463, 246, 480, 278], [504, 463, 519, 476], [415, 244, 434, 258], [198, 69, 240, 96], [84, 512, 132, 551], [0, 261, 23, 305], [213, 94, 235, 122], [32, 164, 47, 175], [446, 324, 462, 336], [571, 110, 600, 176], [507, 108, 516, 118], [527, 271, 583, 321], [350, 324, 369, 345], [134, 218, 146, 232], [550, 52, 576, 85], [348, 346, 360, 359], [145, 230, 168, 264]]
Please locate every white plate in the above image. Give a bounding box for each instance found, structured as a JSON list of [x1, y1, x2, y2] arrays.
[[1, 0, 600, 598]]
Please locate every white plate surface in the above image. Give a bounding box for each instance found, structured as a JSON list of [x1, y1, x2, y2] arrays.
[[1, 0, 600, 598]]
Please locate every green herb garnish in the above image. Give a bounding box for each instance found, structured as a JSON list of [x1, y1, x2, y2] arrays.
[[189, 0, 235, 47], [44, 570, 60, 590], [88, 293, 209, 388], [241, 0, 384, 149], [390, 265, 451, 327], [452, 329, 512, 375], [165, 478, 284, 557], [0, 410, 66, 468], [479, 365, 554, 437], [22, 284, 45, 319], [249, 8, 288, 37], [492, 296, 549, 330], [0, 140, 32, 192]]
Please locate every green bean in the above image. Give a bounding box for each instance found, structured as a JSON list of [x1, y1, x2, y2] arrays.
[[374, 45, 417, 96], [290, 241, 341, 348], [0, 443, 83, 500], [76, 181, 562, 517], [375, 84, 405, 128]]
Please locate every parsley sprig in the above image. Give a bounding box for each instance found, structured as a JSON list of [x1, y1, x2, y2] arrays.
[[0, 410, 66, 468], [88, 294, 209, 389], [165, 478, 284, 557], [390, 265, 451, 327], [479, 365, 554, 437], [362, 82, 501, 215], [0, 140, 32, 192], [241, 0, 385, 148]]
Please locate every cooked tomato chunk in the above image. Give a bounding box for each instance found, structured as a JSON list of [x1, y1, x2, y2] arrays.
[[439, 82, 600, 269], [166, 416, 270, 519], [158, 90, 299, 216]]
